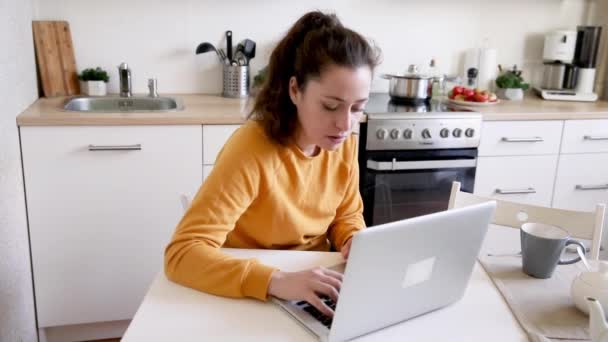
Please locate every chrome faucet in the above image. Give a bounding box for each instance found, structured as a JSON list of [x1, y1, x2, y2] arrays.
[[118, 62, 132, 97]]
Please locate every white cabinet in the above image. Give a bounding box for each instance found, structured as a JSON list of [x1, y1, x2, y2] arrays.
[[552, 153, 608, 211], [202, 125, 240, 164], [478, 121, 563, 156], [20, 125, 202, 328], [202, 124, 240, 181], [474, 155, 558, 207], [475, 121, 562, 206], [561, 120, 608, 154]]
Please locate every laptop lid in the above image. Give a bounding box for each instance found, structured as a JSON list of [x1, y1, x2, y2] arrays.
[[328, 201, 496, 342]]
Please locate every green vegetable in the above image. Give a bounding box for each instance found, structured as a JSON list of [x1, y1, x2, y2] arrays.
[[78, 67, 110, 82], [495, 65, 528, 90]]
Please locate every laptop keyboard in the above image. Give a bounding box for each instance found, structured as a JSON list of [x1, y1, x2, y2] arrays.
[[295, 298, 335, 328]]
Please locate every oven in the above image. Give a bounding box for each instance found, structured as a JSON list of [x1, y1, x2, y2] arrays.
[[357, 94, 482, 227]]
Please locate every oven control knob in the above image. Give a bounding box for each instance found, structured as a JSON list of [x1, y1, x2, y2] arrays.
[[421, 129, 432, 139], [403, 129, 413, 140], [440, 128, 450, 138], [390, 129, 400, 140], [465, 128, 475, 138], [376, 128, 388, 140], [452, 128, 463, 138]]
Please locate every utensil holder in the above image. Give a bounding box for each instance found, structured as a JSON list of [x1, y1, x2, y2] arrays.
[[223, 65, 249, 98]]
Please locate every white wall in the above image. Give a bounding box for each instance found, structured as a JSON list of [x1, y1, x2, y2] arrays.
[[33, 0, 589, 95], [0, 0, 39, 341]]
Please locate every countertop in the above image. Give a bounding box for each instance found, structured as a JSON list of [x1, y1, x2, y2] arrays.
[[16, 93, 608, 126]]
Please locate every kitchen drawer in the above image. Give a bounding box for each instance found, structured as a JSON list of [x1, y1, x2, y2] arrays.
[[561, 120, 608, 154], [474, 155, 558, 207], [478, 121, 563, 156], [552, 153, 608, 211], [203, 125, 240, 164]]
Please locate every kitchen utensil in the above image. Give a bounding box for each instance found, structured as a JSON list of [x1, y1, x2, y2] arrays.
[[521, 222, 586, 279], [223, 64, 249, 98], [32, 20, 80, 97], [572, 261, 608, 316], [226, 30, 233, 62], [195, 42, 223, 64], [585, 298, 608, 342], [217, 48, 229, 65], [381, 64, 432, 102], [541, 62, 567, 89], [466, 68, 478, 88], [234, 50, 248, 66], [242, 39, 256, 60]]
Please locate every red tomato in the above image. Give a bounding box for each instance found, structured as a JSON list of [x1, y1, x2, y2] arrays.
[[473, 93, 489, 102], [463, 88, 475, 97], [452, 86, 464, 96]]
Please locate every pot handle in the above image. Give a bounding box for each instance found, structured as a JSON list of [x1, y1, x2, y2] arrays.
[[379, 73, 392, 80]]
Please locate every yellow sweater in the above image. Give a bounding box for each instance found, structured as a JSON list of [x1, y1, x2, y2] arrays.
[[164, 120, 365, 301]]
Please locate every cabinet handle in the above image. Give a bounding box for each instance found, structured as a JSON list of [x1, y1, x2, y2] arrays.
[[88, 144, 142, 151], [583, 135, 608, 141], [501, 137, 544, 143], [575, 184, 608, 191], [495, 187, 537, 195]]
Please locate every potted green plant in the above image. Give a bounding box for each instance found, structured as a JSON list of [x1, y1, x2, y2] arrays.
[[495, 65, 529, 101], [250, 66, 268, 97], [78, 67, 110, 96]]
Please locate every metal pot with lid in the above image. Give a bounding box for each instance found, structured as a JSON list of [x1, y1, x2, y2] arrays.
[[381, 64, 433, 102]]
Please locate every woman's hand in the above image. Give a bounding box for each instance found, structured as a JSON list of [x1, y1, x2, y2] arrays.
[[268, 267, 343, 317], [341, 237, 353, 260]]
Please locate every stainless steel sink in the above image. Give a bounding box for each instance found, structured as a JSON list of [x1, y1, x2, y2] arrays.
[[63, 96, 184, 112]]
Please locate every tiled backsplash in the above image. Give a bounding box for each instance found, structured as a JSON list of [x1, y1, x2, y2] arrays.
[[33, 0, 591, 94]]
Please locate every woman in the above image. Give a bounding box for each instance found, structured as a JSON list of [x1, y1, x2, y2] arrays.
[[165, 11, 380, 318]]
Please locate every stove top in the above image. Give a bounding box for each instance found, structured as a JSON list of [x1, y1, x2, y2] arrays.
[[363, 93, 482, 150], [364, 93, 476, 118]]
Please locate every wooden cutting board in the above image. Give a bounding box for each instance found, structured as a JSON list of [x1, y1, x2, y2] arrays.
[[32, 20, 80, 97]]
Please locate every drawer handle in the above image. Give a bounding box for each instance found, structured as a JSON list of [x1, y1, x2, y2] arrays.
[[501, 137, 544, 143], [583, 135, 608, 141], [575, 184, 608, 191], [88, 144, 142, 151], [495, 187, 537, 195]]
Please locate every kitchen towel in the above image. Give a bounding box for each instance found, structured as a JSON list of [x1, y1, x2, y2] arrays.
[[478, 252, 590, 341], [477, 48, 498, 92]]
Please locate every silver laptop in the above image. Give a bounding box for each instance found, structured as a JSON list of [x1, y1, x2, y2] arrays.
[[272, 201, 496, 342]]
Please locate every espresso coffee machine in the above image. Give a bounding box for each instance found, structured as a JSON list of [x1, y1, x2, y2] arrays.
[[536, 26, 603, 102]]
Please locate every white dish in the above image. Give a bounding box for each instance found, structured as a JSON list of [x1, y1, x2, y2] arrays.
[[447, 98, 500, 107]]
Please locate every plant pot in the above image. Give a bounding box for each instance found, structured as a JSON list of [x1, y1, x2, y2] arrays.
[[496, 88, 523, 101], [80, 80, 107, 96]]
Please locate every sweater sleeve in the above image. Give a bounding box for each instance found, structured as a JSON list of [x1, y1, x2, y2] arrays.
[[327, 136, 366, 251], [164, 129, 277, 300]]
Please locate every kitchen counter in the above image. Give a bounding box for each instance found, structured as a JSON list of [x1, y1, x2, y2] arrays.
[[15, 93, 608, 126], [16, 94, 252, 126]]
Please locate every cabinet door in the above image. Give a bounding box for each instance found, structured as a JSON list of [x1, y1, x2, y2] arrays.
[[561, 120, 608, 154], [202, 125, 240, 164], [20, 125, 202, 327], [552, 153, 608, 211], [478, 121, 563, 156], [474, 155, 558, 206]]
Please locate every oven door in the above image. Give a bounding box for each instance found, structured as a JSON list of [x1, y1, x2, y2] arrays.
[[360, 149, 477, 226]]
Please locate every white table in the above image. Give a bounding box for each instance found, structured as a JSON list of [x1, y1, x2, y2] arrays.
[[123, 227, 528, 341]]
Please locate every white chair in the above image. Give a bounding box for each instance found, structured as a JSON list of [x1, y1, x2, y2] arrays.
[[448, 181, 606, 260]]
